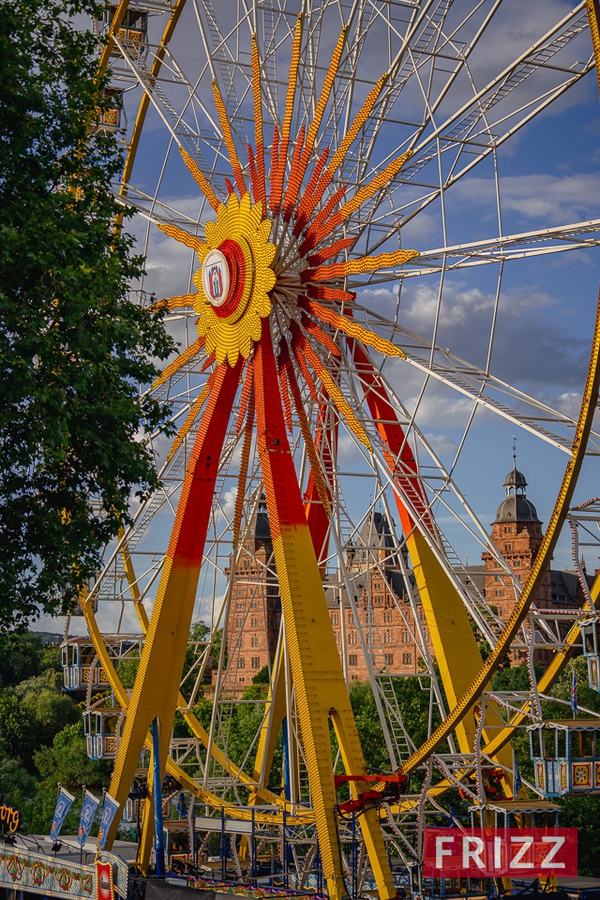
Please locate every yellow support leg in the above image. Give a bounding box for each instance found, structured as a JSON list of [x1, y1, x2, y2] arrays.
[[255, 327, 395, 900], [101, 362, 242, 855]]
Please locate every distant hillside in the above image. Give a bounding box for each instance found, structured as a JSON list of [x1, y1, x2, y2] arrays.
[[31, 631, 65, 645]]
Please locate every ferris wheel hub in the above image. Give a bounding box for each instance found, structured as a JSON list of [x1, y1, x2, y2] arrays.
[[202, 249, 230, 307]]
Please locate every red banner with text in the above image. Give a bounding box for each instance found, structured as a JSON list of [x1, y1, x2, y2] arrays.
[[423, 828, 577, 878]]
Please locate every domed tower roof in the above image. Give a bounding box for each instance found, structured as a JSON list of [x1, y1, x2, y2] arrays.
[[493, 462, 541, 524], [504, 467, 527, 490], [255, 493, 271, 540]]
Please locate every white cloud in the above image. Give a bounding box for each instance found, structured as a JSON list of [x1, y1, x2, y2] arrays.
[[554, 391, 583, 419], [396, 281, 588, 391], [424, 433, 457, 457], [216, 486, 238, 526], [451, 173, 600, 225]]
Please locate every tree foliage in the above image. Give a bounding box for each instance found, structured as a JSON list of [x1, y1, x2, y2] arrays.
[[34, 721, 111, 789], [0, 0, 174, 627], [0, 631, 48, 687], [0, 634, 111, 834], [0, 671, 80, 771]]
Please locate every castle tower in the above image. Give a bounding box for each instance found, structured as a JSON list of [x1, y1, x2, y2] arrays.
[[483, 460, 552, 625], [224, 496, 282, 693]]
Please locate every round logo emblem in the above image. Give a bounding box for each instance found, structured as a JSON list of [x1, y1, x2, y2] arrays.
[[202, 249, 230, 307]]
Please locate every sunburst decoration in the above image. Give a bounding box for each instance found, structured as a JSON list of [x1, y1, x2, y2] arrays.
[[158, 13, 418, 493]]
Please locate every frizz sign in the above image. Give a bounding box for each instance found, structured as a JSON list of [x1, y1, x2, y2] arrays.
[[423, 828, 577, 877]]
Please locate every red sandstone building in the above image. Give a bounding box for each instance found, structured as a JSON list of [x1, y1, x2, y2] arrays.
[[224, 501, 432, 693], [482, 463, 551, 619], [481, 461, 585, 665], [223, 465, 584, 692]]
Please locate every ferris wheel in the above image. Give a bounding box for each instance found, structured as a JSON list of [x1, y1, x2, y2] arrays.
[[75, 2, 600, 897]]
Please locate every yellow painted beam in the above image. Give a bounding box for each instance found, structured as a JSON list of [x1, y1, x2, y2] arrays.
[[255, 328, 395, 900], [248, 641, 288, 798], [103, 363, 241, 853], [587, 0, 600, 97]]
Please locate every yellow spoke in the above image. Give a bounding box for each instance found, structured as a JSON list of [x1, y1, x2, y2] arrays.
[[326, 73, 388, 178], [283, 25, 348, 219], [251, 34, 266, 208], [151, 336, 206, 390], [282, 344, 331, 514], [307, 150, 413, 247], [150, 292, 197, 312], [212, 79, 247, 196], [306, 299, 406, 358], [166, 375, 215, 462], [302, 340, 372, 450], [270, 13, 302, 213], [157, 222, 204, 251], [305, 247, 418, 281], [233, 392, 255, 547], [179, 147, 220, 210]]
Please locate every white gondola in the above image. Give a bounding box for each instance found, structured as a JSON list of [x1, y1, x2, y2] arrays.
[[61, 635, 142, 692], [93, 88, 124, 133], [529, 718, 600, 796], [83, 707, 122, 760], [61, 639, 110, 692], [581, 618, 600, 692], [100, 3, 148, 57]]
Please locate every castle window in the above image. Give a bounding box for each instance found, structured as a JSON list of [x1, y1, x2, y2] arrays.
[[495, 589, 504, 597], [235, 617, 243, 628], [505, 543, 512, 552], [334, 632, 338, 643], [331, 613, 339, 625], [384, 630, 392, 644], [384, 653, 394, 666], [402, 631, 410, 643], [504, 526, 513, 534], [349, 654, 358, 667], [236, 588, 244, 596], [514, 558, 521, 567], [384, 610, 392, 623], [251, 616, 259, 628], [348, 632, 357, 645], [348, 613, 354, 625], [402, 653, 411, 665], [251, 635, 259, 648], [251, 657, 260, 669], [237, 657, 245, 668], [374, 595, 383, 605]]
